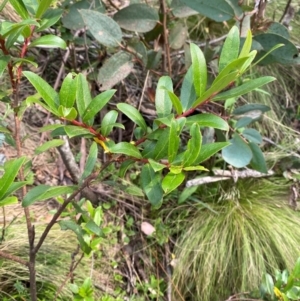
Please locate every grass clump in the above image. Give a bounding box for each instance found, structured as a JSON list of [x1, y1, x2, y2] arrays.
[[172, 179, 300, 301]]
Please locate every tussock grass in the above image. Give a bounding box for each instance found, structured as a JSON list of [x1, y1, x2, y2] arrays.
[[0, 224, 91, 300], [172, 179, 300, 301]]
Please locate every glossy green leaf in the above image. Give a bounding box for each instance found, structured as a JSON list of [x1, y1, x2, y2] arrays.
[[3, 181, 28, 199], [190, 43, 207, 97], [216, 56, 249, 80], [183, 123, 201, 167], [155, 76, 173, 118], [5, 26, 25, 49], [0, 196, 18, 207], [249, 142, 267, 173], [219, 26, 240, 72], [235, 117, 253, 129], [80, 9, 122, 47], [76, 73, 92, 118], [0, 55, 10, 77], [261, 274, 275, 297], [83, 90, 116, 122], [195, 142, 230, 165], [37, 9, 63, 32], [29, 35, 66, 49], [117, 103, 147, 133], [119, 160, 135, 177], [180, 66, 197, 111], [239, 29, 252, 58], [35, 139, 64, 155], [242, 128, 262, 144], [153, 129, 170, 160], [213, 77, 276, 101], [141, 164, 163, 206], [22, 185, 76, 207], [57, 106, 77, 120], [292, 258, 300, 278], [183, 165, 208, 171], [109, 142, 142, 159], [98, 52, 133, 91], [148, 159, 166, 172], [168, 119, 180, 163], [64, 126, 92, 138], [85, 220, 102, 236], [222, 134, 252, 168], [162, 172, 185, 194], [252, 43, 284, 67], [59, 73, 77, 108], [0, 157, 26, 200], [166, 90, 183, 115], [100, 110, 118, 136], [80, 142, 98, 182], [35, 0, 53, 18], [193, 70, 239, 106], [113, 3, 159, 33], [23, 71, 59, 114], [180, 0, 235, 21], [186, 114, 228, 130], [239, 50, 257, 73], [9, 0, 29, 19]]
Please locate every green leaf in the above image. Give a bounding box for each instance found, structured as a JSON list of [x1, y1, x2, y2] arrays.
[[57, 106, 77, 120], [216, 56, 249, 80], [4, 181, 28, 199], [113, 3, 159, 33], [29, 34, 66, 49], [59, 73, 77, 108], [127, 38, 148, 65], [0, 55, 10, 77], [80, 9, 122, 47], [64, 126, 92, 138], [249, 142, 267, 173], [180, 0, 235, 21], [76, 73, 92, 118], [186, 114, 228, 130], [83, 90, 116, 122], [0, 157, 26, 200], [80, 142, 98, 182], [168, 119, 180, 163], [153, 129, 170, 160], [178, 186, 198, 204], [213, 77, 276, 101], [119, 160, 135, 177], [261, 273, 274, 298], [195, 142, 229, 165], [100, 110, 118, 136], [35, 139, 64, 155], [222, 134, 252, 168], [141, 164, 163, 206], [0, 196, 18, 206], [233, 103, 271, 115], [180, 66, 197, 111], [193, 70, 239, 106], [155, 76, 173, 118], [190, 43, 207, 97], [109, 142, 142, 159], [22, 185, 77, 207], [37, 8, 63, 32], [235, 117, 253, 129], [183, 165, 208, 171], [169, 21, 188, 50], [162, 172, 185, 194], [9, 0, 29, 19], [219, 26, 240, 72], [98, 51, 133, 91], [166, 90, 183, 115], [292, 258, 300, 277], [117, 103, 147, 133], [242, 128, 262, 144], [23, 71, 59, 114], [85, 220, 102, 236], [183, 123, 201, 167], [239, 29, 252, 58], [148, 159, 166, 172], [35, 0, 53, 18]]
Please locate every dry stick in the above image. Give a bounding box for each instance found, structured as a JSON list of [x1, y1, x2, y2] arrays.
[[0, 250, 28, 266], [34, 160, 113, 254], [161, 0, 172, 77], [279, 0, 293, 23]]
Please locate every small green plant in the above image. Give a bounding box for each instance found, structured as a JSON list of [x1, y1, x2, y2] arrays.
[[255, 257, 300, 301]]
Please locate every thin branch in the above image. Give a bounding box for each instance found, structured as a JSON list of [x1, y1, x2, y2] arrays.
[[279, 0, 293, 23], [0, 250, 28, 266]]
